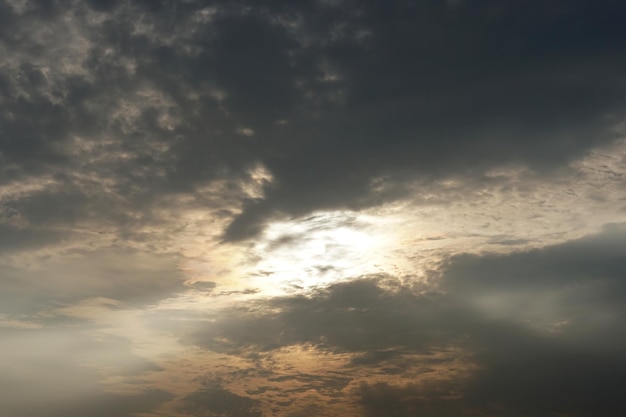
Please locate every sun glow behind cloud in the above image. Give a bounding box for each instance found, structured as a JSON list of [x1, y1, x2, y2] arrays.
[[245, 212, 394, 294], [175, 139, 626, 305]]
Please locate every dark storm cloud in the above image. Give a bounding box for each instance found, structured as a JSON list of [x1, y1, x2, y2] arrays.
[[188, 225, 626, 416], [2, 0, 625, 240], [218, 0, 626, 239]]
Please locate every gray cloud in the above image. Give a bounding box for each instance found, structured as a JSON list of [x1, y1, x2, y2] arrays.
[[185, 277, 458, 354], [2, 2, 626, 415], [2, 0, 625, 241], [0, 223, 64, 252], [437, 223, 626, 417], [443, 222, 626, 335], [4, 389, 172, 417], [357, 381, 468, 417], [0, 326, 171, 417], [182, 384, 263, 417], [0, 249, 186, 314], [186, 225, 626, 416]]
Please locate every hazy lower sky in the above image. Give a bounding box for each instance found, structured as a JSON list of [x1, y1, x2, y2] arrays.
[[2, 1, 626, 416]]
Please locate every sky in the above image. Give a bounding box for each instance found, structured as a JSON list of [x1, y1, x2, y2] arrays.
[[1, 0, 626, 416]]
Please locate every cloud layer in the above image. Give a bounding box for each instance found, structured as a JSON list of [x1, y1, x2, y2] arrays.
[[2, 0, 626, 240], [184, 226, 626, 416], [2, 1, 626, 416]]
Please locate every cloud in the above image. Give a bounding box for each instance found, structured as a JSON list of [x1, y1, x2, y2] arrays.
[[357, 381, 468, 417], [0, 249, 186, 314], [216, 0, 626, 239], [182, 384, 263, 417], [2, 1, 625, 242], [185, 277, 457, 355], [184, 225, 626, 416], [437, 223, 626, 417], [0, 223, 64, 252], [0, 326, 171, 417], [442, 222, 626, 334], [2, 2, 626, 416]]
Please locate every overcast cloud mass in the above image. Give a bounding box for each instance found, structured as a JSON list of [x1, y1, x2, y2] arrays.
[[1, 0, 626, 416]]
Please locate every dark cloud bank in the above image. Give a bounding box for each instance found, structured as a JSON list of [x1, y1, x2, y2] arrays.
[[187, 225, 626, 416], [1, 0, 626, 241]]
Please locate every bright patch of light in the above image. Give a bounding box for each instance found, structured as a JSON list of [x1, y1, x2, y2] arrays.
[[245, 211, 393, 294]]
